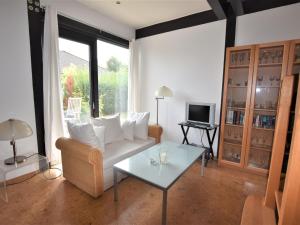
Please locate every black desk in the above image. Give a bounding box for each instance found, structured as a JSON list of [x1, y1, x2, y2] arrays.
[[178, 122, 219, 164]]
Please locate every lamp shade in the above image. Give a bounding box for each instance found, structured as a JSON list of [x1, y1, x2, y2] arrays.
[[155, 86, 173, 97], [0, 119, 33, 141]]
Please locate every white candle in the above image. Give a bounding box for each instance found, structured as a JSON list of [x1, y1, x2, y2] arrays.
[[159, 152, 167, 164]]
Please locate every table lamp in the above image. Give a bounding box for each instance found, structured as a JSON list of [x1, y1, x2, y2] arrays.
[[155, 86, 173, 125], [0, 119, 33, 165]]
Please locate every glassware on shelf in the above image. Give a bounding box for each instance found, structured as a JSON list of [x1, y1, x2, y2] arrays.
[[271, 52, 276, 63], [276, 76, 281, 86], [295, 46, 300, 63], [223, 143, 241, 163], [259, 53, 263, 64], [263, 51, 269, 64], [257, 75, 263, 86], [269, 75, 275, 86], [278, 50, 283, 63], [231, 53, 235, 65], [234, 53, 238, 65], [239, 53, 243, 65], [247, 51, 250, 64], [266, 100, 273, 109], [248, 148, 271, 169]]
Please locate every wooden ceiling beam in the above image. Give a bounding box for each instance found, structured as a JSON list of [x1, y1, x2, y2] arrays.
[[207, 0, 227, 20], [228, 0, 244, 16]]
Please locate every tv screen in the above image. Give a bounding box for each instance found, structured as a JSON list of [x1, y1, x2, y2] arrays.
[[188, 104, 210, 123]]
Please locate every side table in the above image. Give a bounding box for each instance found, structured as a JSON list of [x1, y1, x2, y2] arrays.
[[178, 122, 219, 165], [0, 153, 49, 202]]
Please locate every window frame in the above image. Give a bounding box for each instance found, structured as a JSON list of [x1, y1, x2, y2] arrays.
[[58, 15, 130, 118]]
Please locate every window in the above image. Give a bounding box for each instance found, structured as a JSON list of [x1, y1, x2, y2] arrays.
[[59, 38, 91, 123], [57, 15, 130, 123], [97, 40, 129, 118]]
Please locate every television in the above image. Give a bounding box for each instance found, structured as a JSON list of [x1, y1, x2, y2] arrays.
[[186, 102, 216, 126]]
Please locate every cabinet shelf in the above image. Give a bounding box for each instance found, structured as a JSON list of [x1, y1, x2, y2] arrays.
[[293, 61, 300, 65], [258, 63, 282, 67], [225, 124, 244, 128], [227, 107, 245, 111], [224, 140, 242, 146], [251, 146, 272, 152], [228, 85, 248, 88], [256, 86, 280, 88], [229, 65, 249, 69], [254, 108, 277, 112], [252, 127, 275, 131]]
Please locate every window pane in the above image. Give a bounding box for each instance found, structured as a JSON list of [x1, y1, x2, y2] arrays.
[[59, 38, 91, 125], [97, 40, 129, 119]]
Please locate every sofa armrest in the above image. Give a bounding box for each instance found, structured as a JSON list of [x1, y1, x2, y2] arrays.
[[55, 137, 104, 198], [56, 137, 102, 164], [148, 125, 163, 143]]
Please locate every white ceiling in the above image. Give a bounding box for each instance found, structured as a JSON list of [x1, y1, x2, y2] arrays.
[[77, 0, 211, 29]]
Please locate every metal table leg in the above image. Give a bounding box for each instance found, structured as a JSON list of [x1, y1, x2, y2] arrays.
[[162, 190, 168, 225], [113, 167, 118, 201]]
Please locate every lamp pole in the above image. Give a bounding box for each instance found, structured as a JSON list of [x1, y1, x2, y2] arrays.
[[156, 97, 164, 125]]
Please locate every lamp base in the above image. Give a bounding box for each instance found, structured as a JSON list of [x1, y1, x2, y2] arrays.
[[4, 156, 27, 165]]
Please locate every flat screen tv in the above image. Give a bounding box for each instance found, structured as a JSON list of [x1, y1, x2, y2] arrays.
[[186, 102, 216, 126]]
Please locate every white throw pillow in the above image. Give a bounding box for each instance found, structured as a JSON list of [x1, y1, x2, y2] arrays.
[[67, 122, 100, 149], [93, 126, 105, 152], [121, 120, 136, 141], [128, 112, 150, 140], [92, 114, 124, 144]]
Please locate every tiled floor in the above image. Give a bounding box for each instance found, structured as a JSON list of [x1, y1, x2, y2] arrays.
[[0, 161, 267, 225]]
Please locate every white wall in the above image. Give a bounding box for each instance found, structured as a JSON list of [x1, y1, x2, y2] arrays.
[[136, 3, 300, 156], [236, 3, 300, 45], [41, 0, 135, 40], [137, 20, 226, 154], [0, 0, 38, 178]]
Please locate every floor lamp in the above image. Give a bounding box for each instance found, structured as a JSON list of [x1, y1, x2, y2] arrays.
[[155, 86, 173, 125]]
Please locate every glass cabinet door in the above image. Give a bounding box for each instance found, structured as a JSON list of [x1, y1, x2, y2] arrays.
[[221, 48, 253, 164], [291, 43, 300, 75], [246, 44, 288, 171]]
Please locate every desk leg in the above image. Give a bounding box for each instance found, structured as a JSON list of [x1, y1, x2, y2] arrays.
[[113, 168, 118, 202], [210, 128, 217, 159], [181, 125, 190, 145], [205, 129, 215, 160], [162, 190, 168, 225]]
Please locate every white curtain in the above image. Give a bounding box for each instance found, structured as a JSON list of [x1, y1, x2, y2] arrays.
[[128, 39, 141, 112], [43, 6, 64, 164]]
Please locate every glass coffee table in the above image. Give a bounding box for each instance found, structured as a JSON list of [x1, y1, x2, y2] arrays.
[[113, 141, 206, 225]]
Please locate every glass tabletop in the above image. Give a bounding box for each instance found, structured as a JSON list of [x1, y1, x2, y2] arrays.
[[0, 153, 48, 174], [114, 141, 205, 190]]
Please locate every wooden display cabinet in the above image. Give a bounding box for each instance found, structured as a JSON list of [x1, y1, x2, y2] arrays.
[[219, 45, 255, 168], [219, 41, 291, 175]]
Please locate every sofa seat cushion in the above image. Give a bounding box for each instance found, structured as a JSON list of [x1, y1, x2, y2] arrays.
[[103, 137, 155, 170]]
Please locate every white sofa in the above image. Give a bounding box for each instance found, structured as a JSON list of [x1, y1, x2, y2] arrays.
[[56, 125, 163, 198], [103, 137, 156, 190]]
